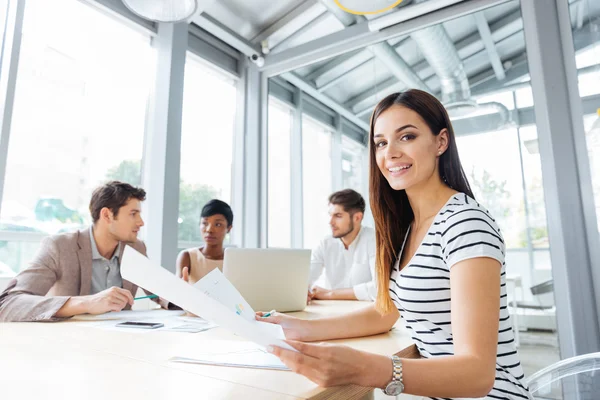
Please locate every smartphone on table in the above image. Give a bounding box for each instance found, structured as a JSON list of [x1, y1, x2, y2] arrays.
[[115, 321, 164, 329]]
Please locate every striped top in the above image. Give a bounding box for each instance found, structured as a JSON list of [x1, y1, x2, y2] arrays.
[[389, 194, 532, 400]]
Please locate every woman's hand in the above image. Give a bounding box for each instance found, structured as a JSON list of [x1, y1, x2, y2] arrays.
[[181, 266, 190, 282], [179, 266, 199, 317], [267, 340, 391, 388], [256, 311, 311, 341]]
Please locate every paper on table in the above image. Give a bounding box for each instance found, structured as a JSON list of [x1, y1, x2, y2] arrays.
[[71, 309, 185, 321], [193, 268, 255, 321], [77, 314, 218, 334], [169, 340, 289, 370], [120, 247, 293, 351]]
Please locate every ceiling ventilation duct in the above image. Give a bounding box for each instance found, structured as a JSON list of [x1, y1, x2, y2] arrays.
[[409, 7, 510, 129]]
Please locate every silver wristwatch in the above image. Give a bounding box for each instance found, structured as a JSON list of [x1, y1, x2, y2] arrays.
[[383, 355, 404, 396]]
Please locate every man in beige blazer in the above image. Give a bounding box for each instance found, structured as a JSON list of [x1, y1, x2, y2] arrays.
[[0, 181, 168, 322]]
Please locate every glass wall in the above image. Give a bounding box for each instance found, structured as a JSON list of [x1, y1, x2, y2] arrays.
[[178, 54, 237, 249], [0, 0, 153, 273], [570, 0, 600, 235], [267, 98, 293, 248], [302, 115, 332, 250], [341, 135, 366, 196]]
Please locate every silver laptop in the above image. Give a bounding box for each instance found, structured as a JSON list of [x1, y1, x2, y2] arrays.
[[223, 248, 311, 312]]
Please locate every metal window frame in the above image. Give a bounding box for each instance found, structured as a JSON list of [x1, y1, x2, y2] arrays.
[[521, 0, 600, 362], [0, 0, 24, 219], [142, 22, 188, 272]]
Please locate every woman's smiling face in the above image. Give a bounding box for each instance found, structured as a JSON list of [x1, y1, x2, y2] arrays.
[[373, 105, 448, 191]]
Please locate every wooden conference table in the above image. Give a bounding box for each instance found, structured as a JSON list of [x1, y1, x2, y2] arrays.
[[0, 301, 415, 400]]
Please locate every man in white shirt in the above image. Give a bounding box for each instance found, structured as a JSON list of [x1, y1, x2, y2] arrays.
[[308, 189, 376, 302]]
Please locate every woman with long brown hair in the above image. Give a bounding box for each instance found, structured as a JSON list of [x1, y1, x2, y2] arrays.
[[259, 90, 531, 399]]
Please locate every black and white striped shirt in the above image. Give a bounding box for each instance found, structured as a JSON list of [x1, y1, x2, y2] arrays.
[[389, 194, 532, 400]]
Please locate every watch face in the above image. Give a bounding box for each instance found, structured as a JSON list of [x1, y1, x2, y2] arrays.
[[384, 381, 404, 396]]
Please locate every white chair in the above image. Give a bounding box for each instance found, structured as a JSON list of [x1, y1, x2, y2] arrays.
[[526, 352, 600, 399]]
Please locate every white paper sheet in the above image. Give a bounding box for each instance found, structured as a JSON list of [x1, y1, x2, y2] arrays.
[[71, 309, 185, 321], [193, 268, 255, 321], [77, 314, 218, 334], [169, 340, 289, 370], [120, 247, 292, 350]]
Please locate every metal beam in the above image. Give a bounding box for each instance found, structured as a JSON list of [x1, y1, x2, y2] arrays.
[[576, 0, 586, 30], [280, 72, 369, 131], [331, 114, 343, 192], [313, 8, 521, 89], [315, 7, 523, 101], [0, 0, 25, 217], [271, 11, 330, 52], [290, 88, 304, 248], [261, 0, 510, 76], [474, 12, 506, 80], [351, 30, 526, 117], [367, 0, 465, 31], [470, 55, 529, 95], [194, 13, 261, 57], [452, 93, 600, 135], [352, 76, 402, 117], [317, 58, 369, 92], [470, 24, 598, 95], [319, 0, 427, 91], [251, 0, 318, 44], [142, 22, 188, 272], [241, 63, 269, 247], [304, 49, 364, 82]]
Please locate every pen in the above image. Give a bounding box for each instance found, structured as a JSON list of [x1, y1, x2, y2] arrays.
[[261, 309, 276, 318], [134, 294, 158, 301]]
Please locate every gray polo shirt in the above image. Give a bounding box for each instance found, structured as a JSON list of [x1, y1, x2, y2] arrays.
[[90, 226, 123, 295]]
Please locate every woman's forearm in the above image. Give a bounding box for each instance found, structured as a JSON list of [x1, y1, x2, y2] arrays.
[[360, 353, 495, 398], [303, 305, 399, 341]]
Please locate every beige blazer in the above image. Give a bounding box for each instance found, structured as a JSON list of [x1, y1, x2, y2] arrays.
[[0, 228, 165, 322]]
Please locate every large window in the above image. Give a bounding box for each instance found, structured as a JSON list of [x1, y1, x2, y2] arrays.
[[178, 55, 236, 247], [0, 0, 153, 273], [456, 129, 527, 250], [267, 98, 292, 248], [573, 37, 600, 234], [302, 116, 332, 250], [341, 136, 366, 195]]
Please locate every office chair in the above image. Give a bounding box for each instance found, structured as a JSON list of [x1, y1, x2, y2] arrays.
[[526, 352, 600, 399]]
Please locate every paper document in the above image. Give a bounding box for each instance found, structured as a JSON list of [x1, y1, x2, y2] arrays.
[[72, 309, 185, 321], [193, 268, 255, 321], [120, 247, 292, 351], [77, 314, 217, 334], [170, 340, 289, 370]]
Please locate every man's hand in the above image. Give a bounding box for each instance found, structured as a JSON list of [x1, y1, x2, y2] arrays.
[[307, 290, 315, 304], [83, 287, 134, 314], [56, 286, 135, 317], [311, 286, 332, 300]]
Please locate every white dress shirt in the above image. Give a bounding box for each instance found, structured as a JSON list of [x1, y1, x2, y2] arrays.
[[308, 226, 376, 301]]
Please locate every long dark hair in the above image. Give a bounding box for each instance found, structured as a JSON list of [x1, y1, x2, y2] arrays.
[[369, 90, 474, 314]]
